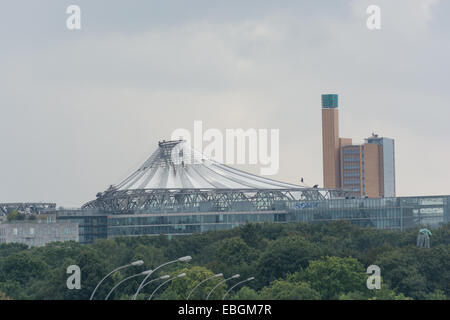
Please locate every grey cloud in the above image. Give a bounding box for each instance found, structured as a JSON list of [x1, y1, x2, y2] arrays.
[[0, 1, 448, 206]]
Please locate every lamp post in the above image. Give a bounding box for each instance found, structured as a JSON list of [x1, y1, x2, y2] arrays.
[[90, 260, 144, 300], [133, 256, 191, 300], [206, 274, 240, 300], [148, 273, 187, 300], [105, 269, 153, 300], [186, 273, 223, 300], [140, 274, 170, 291], [222, 277, 255, 300]]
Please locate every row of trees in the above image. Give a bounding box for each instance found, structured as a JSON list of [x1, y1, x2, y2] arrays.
[[6, 210, 36, 221], [0, 221, 448, 300]]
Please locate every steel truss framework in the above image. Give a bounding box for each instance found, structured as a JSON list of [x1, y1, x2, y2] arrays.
[[0, 203, 56, 215], [82, 188, 349, 213]]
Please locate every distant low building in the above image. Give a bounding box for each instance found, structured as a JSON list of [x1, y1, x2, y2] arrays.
[[0, 215, 78, 247], [0, 203, 56, 216], [52, 194, 450, 243]]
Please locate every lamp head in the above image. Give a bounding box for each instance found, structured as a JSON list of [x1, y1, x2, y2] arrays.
[[247, 277, 255, 281], [141, 270, 153, 275], [160, 275, 170, 280], [214, 273, 223, 278], [131, 260, 144, 266], [232, 274, 240, 279], [177, 273, 187, 278], [178, 256, 192, 262]]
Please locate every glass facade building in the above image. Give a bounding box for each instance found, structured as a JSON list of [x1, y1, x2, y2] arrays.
[[56, 209, 107, 244], [54, 195, 449, 242], [107, 210, 288, 237], [285, 196, 447, 230], [62, 195, 449, 241]]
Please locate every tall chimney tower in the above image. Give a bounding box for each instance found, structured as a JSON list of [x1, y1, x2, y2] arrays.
[[321, 94, 341, 189]]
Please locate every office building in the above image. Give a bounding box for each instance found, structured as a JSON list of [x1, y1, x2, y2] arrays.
[[366, 134, 396, 197], [0, 215, 78, 247], [321, 94, 395, 197], [55, 194, 449, 241]]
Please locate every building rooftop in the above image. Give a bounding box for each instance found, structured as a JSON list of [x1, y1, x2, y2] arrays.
[[113, 140, 307, 190], [321, 94, 338, 108]]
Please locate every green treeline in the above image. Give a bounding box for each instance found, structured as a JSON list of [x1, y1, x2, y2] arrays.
[[0, 221, 449, 300]]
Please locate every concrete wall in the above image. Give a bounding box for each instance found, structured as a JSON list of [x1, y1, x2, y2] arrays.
[[0, 220, 78, 247]]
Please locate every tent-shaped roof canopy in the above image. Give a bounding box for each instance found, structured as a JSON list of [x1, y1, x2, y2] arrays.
[[113, 139, 307, 191]]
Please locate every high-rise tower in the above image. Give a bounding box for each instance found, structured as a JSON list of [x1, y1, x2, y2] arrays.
[[365, 134, 396, 197], [321, 94, 341, 189], [321, 94, 395, 198]]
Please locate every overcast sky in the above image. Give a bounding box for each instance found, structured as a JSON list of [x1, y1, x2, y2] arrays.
[[0, 0, 449, 207]]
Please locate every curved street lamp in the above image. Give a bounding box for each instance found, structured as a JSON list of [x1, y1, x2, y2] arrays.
[[206, 274, 240, 300], [133, 256, 192, 300], [222, 277, 255, 300], [90, 260, 144, 300], [105, 269, 153, 300], [186, 273, 223, 300], [148, 273, 187, 300], [140, 274, 170, 291]]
